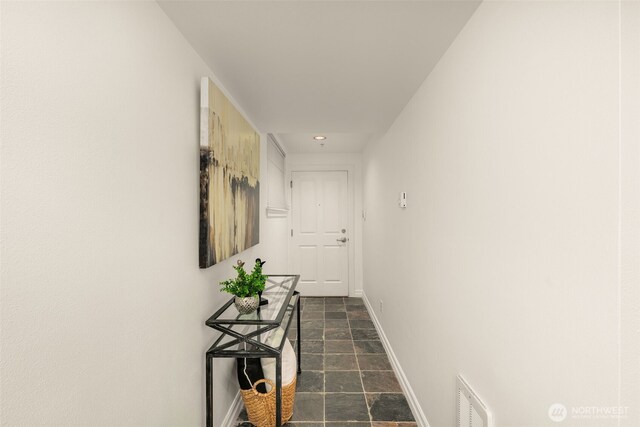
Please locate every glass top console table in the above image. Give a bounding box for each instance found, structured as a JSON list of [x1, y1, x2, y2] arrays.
[[205, 275, 301, 427]]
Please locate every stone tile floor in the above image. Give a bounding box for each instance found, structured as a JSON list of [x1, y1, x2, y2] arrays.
[[236, 297, 417, 427]]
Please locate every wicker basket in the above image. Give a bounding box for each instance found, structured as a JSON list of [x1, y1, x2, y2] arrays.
[[240, 377, 297, 427]]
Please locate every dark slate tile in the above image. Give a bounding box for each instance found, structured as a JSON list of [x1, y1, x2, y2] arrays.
[[352, 329, 380, 340], [371, 423, 418, 427], [291, 392, 324, 422], [325, 371, 364, 392], [325, 319, 350, 329], [325, 311, 348, 319], [325, 354, 358, 370], [325, 340, 355, 354], [348, 311, 371, 320], [357, 354, 392, 370], [367, 393, 415, 422], [361, 370, 402, 393], [302, 354, 324, 371], [304, 328, 324, 340], [238, 293, 416, 427], [237, 408, 248, 421], [300, 319, 324, 329], [349, 320, 375, 329], [297, 370, 324, 392], [325, 393, 370, 421], [302, 341, 324, 354], [325, 328, 352, 340], [288, 327, 298, 340], [354, 340, 385, 354], [302, 311, 324, 320]]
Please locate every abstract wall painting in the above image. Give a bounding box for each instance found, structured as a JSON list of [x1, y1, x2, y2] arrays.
[[199, 77, 260, 268]]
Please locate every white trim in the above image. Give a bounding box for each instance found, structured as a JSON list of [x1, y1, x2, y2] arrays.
[[362, 291, 431, 427], [267, 133, 287, 158], [352, 289, 363, 297], [221, 391, 243, 427], [266, 206, 289, 218]]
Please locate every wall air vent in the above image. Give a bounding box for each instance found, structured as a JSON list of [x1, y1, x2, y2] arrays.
[[456, 375, 493, 427]]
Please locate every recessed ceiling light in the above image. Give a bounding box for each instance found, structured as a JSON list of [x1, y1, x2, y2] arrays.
[[313, 135, 326, 141]]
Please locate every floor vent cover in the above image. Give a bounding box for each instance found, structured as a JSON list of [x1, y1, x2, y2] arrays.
[[456, 375, 493, 427]]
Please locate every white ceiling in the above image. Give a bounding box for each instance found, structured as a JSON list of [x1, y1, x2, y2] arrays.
[[159, 1, 480, 153], [277, 133, 374, 154]]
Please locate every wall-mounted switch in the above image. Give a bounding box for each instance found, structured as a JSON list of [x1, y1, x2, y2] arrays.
[[399, 192, 407, 208]]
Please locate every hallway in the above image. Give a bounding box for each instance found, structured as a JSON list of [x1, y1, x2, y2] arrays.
[[3, 2, 639, 426], [237, 297, 416, 426]]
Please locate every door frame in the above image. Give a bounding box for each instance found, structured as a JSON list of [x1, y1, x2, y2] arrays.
[[287, 164, 356, 297]]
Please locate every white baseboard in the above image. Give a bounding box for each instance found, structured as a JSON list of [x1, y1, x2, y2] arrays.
[[353, 289, 363, 297], [361, 292, 431, 427], [221, 391, 243, 427]]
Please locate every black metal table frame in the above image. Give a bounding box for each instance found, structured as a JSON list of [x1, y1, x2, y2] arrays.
[[205, 275, 301, 427]]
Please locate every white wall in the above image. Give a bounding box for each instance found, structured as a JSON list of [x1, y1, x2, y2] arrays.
[[0, 2, 286, 425], [362, 2, 639, 427], [620, 1, 640, 423], [286, 153, 364, 297]]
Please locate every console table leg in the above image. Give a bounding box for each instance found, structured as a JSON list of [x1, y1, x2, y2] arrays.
[[206, 355, 212, 427], [276, 355, 282, 427], [296, 297, 301, 374]]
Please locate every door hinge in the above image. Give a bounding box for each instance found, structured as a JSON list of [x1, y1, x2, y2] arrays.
[[290, 180, 293, 188], [290, 229, 293, 237]]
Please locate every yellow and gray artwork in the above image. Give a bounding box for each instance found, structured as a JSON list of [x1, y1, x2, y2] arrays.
[[199, 77, 260, 268]]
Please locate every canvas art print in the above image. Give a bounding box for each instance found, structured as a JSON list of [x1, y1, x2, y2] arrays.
[[199, 77, 260, 268]]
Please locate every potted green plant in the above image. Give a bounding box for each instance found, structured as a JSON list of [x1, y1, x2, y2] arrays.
[[220, 258, 267, 314]]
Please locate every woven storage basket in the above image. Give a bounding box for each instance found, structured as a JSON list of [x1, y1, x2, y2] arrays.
[[240, 377, 297, 427]]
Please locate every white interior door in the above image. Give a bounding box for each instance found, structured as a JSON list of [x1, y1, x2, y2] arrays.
[[290, 171, 349, 296]]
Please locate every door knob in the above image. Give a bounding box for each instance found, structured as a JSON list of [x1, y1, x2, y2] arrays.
[[336, 237, 348, 243]]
